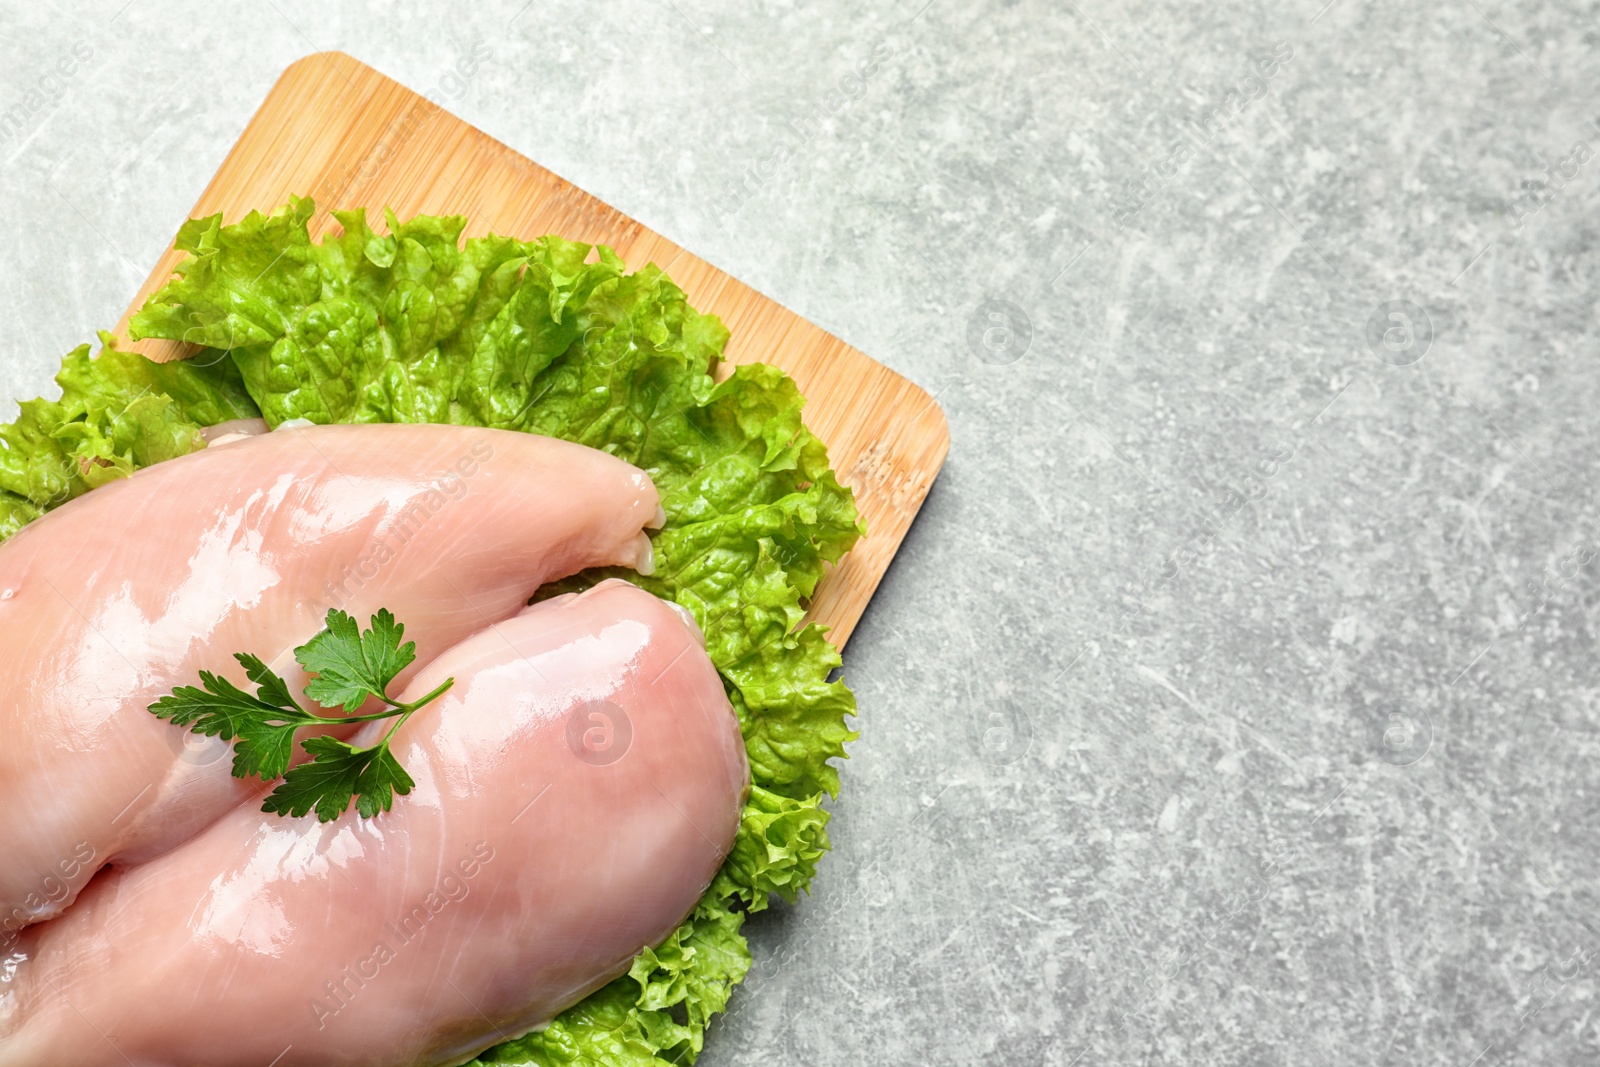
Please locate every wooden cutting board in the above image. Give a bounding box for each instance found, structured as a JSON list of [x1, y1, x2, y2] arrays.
[[111, 52, 947, 648]]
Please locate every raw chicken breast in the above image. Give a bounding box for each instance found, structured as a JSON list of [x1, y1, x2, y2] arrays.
[[0, 424, 659, 937], [0, 579, 748, 1067]]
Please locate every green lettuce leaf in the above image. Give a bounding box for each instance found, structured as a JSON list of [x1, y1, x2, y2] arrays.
[[8, 198, 865, 1065], [0, 332, 256, 539], [717, 785, 832, 912]]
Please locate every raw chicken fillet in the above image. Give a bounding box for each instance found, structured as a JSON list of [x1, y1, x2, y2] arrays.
[[0, 579, 749, 1067]]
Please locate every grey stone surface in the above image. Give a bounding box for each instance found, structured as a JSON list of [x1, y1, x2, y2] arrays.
[[2, 1, 1598, 1063]]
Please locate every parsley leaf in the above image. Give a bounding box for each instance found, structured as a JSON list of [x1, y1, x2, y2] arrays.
[[296, 607, 416, 711], [236, 651, 300, 711], [149, 608, 450, 822], [261, 735, 416, 822], [148, 659, 319, 781]]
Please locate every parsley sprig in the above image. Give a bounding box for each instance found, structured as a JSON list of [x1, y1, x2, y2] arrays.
[[150, 608, 453, 822]]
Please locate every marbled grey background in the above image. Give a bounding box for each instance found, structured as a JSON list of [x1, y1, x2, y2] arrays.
[[2, 0, 1597, 1064]]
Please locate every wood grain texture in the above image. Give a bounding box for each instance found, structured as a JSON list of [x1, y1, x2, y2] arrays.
[[111, 52, 948, 648]]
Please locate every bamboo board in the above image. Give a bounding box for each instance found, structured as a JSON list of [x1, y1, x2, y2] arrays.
[[112, 52, 949, 648]]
